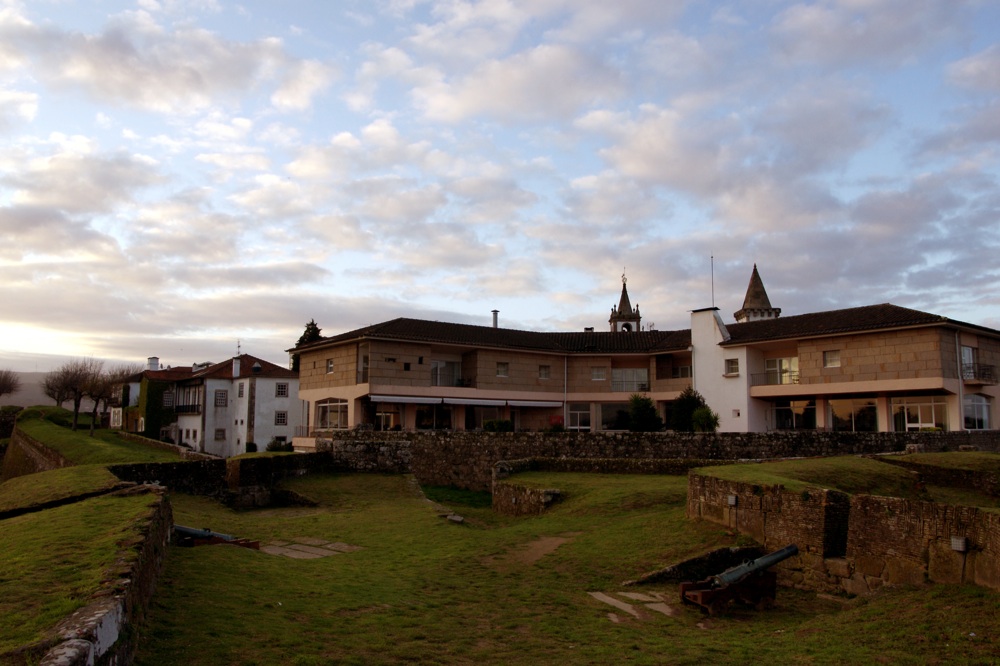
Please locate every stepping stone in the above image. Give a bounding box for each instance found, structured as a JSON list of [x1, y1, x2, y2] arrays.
[[645, 602, 677, 617], [588, 592, 640, 618], [296, 537, 330, 546], [261, 545, 323, 559], [619, 592, 662, 602], [286, 544, 341, 557]]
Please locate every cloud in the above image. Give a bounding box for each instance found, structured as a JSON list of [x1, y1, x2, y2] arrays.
[[770, 0, 970, 68], [948, 45, 1000, 92], [0, 87, 36, 128], [414, 44, 623, 123], [0, 9, 324, 115]]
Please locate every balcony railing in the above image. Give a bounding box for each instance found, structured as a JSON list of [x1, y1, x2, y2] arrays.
[[611, 380, 650, 393], [751, 371, 800, 387], [962, 363, 997, 384], [175, 404, 202, 414]]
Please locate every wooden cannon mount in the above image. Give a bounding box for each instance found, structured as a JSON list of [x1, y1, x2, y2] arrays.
[[679, 544, 798, 615]]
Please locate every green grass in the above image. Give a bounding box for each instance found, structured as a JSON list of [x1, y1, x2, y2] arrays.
[[134, 473, 1000, 665], [900, 450, 1000, 472], [15, 407, 181, 465], [0, 493, 164, 654], [0, 465, 122, 514]]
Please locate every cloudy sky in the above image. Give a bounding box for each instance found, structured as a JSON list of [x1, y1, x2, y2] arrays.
[[1, 0, 999, 372]]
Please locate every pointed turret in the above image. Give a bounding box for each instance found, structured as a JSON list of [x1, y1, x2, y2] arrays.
[[734, 264, 781, 323], [610, 272, 641, 332]]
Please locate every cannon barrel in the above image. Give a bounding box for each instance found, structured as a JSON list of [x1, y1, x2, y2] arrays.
[[173, 524, 237, 542], [712, 544, 798, 588]]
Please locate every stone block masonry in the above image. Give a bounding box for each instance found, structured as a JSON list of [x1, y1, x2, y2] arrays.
[[687, 472, 1000, 595]]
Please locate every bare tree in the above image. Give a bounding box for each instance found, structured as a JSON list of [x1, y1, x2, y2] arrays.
[[48, 359, 103, 430], [0, 369, 22, 401], [85, 362, 143, 436]]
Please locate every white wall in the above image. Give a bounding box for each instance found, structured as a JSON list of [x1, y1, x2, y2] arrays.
[[690, 308, 752, 433]]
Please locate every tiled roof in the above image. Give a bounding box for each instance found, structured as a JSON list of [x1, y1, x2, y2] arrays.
[[193, 354, 296, 380], [722, 303, 952, 345], [293, 303, 996, 357], [295, 318, 691, 355], [145, 367, 197, 381]]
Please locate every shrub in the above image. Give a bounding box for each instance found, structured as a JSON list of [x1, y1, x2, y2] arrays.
[[246, 441, 258, 453], [483, 419, 514, 433], [628, 394, 663, 432], [265, 438, 293, 452], [669, 387, 711, 432], [692, 406, 720, 433]]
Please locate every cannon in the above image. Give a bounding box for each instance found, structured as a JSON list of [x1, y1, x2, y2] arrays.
[[173, 524, 260, 550], [678, 544, 798, 614]]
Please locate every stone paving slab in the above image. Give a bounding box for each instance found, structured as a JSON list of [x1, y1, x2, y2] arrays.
[[588, 592, 640, 618], [619, 592, 663, 602], [261, 545, 324, 559], [260, 539, 364, 559], [645, 602, 678, 617]]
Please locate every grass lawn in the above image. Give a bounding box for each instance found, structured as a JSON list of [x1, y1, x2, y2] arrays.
[[900, 450, 1000, 472], [0, 492, 165, 655], [135, 473, 1000, 665], [0, 465, 122, 514], [15, 407, 181, 465]]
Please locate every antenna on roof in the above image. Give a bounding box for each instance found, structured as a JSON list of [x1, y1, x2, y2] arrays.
[[237, 339, 241, 356], [711, 255, 715, 308]]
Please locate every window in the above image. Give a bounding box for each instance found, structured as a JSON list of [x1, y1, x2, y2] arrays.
[[192, 429, 197, 442], [214, 429, 226, 441], [326, 359, 334, 373], [432, 360, 461, 386], [591, 367, 607, 381], [162, 391, 174, 407], [568, 403, 591, 431], [892, 396, 948, 431], [214, 390, 228, 407], [496, 362, 509, 377], [357, 346, 369, 383], [600, 403, 630, 430], [275, 382, 289, 397], [238, 382, 245, 398], [539, 365, 551, 380], [961, 346, 979, 379], [316, 399, 349, 430], [671, 365, 691, 379], [416, 404, 452, 430], [830, 399, 877, 432], [769, 400, 816, 430], [764, 357, 798, 384], [823, 350, 841, 368], [612, 368, 648, 392], [274, 411, 288, 426], [404, 362, 411, 371], [724, 359, 739, 376], [964, 395, 990, 430]]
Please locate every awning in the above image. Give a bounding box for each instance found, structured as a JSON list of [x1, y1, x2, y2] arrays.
[[369, 395, 442, 404], [442, 398, 506, 406], [506, 400, 563, 408]]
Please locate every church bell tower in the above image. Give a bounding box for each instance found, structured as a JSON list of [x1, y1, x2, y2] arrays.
[[609, 273, 641, 332]]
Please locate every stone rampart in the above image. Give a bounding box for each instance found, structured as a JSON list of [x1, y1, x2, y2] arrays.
[[109, 460, 228, 496], [6, 486, 173, 666], [115, 431, 218, 461], [1, 426, 73, 482], [686, 473, 1000, 595], [318, 429, 1000, 493]]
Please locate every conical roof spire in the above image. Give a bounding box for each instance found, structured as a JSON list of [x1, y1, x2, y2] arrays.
[[734, 264, 781, 322], [610, 271, 641, 332]]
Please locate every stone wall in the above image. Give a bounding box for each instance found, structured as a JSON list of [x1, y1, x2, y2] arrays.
[[686, 473, 1000, 595], [492, 480, 563, 517], [116, 431, 218, 461], [1, 426, 73, 482], [109, 460, 228, 496], [323, 429, 1000, 493]]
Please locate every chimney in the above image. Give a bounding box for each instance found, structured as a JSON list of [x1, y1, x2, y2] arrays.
[[584, 327, 594, 333], [147, 356, 159, 371], [232, 357, 241, 378], [492, 310, 499, 328]]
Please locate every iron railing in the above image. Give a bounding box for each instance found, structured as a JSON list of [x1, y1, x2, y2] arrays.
[[751, 371, 800, 387], [962, 363, 997, 384], [611, 380, 650, 392], [174, 404, 202, 414]]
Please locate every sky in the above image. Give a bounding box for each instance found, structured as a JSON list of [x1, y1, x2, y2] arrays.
[[1, 0, 999, 373]]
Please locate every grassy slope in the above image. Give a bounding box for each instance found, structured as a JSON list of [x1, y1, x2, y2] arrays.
[[901, 450, 1000, 472], [136, 473, 1000, 665], [15, 407, 180, 465], [0, 465, 122, 514], [0, 493, 163, 654]]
